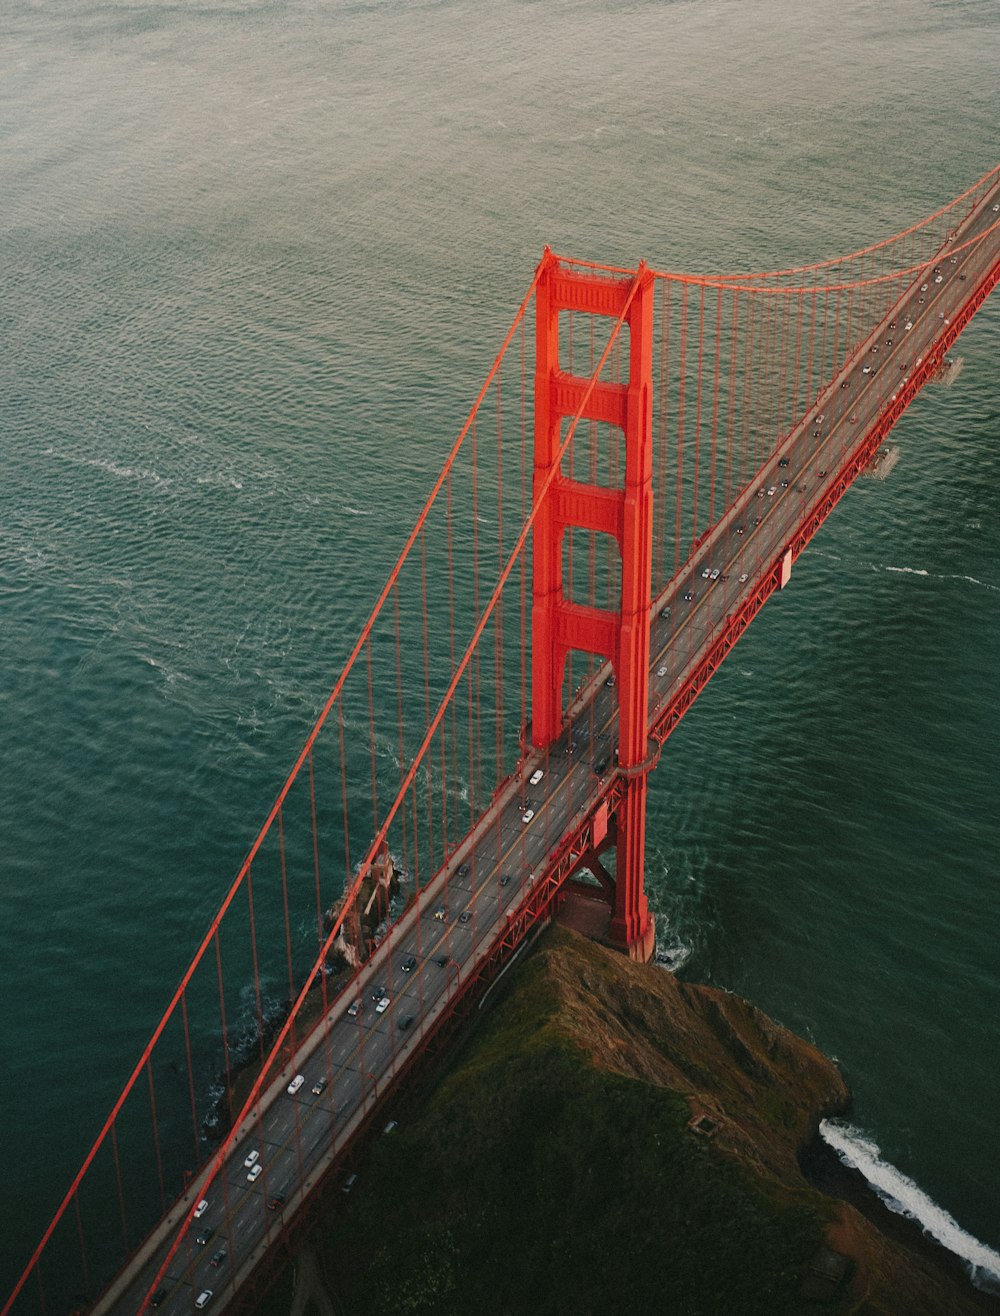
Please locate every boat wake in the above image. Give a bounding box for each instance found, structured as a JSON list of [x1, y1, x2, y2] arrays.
[[820, 1119, 1000, 1295]]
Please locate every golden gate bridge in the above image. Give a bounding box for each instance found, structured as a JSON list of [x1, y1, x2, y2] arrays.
[[5, 164, 1000, 1316]]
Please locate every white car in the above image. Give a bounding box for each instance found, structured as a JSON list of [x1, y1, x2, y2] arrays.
[[243, 1150, 259, 1169], [521, 808, 535, 824], [738, 573, 749, 584], [657, 665, 667, 678], [701, 566, 711, 578], [529, 769, 544, 786], [195, 1292, 213, 1310], [709, 568, 720, 581], [862, 364, 872, 374], [247, 1164, 262, 1183], [287, 1075, 304, 1096], [194, 1199, 209, 1220], [375, 996, 390, 1014], [767, 486, 776, 497]]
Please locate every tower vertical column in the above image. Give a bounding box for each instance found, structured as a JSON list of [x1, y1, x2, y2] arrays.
[[610, 268, 656, 961]]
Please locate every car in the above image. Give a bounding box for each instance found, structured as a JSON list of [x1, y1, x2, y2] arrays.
[[195, 1292, 213, 1311], [885, 338, 893, 347], [840, 379, 849, 389], [700, 566, 711, 579], [433, 905, 446, 921], [657, 665, 667, 677], [993, 203, 999, 212], [311, 1077, 328, 1095], [383, 1119, 398, 1134], [849, 414, 858, 424], [920, 282, 928, 292], [777, 457, 789, 468], [196, 1228, 215, 1247], [401, 955, 417, 973], [934, 274, 943, 284], [433, 954, 448, 966], [398, 1015, 414, 1031], [247, 1164, 263, 1183], [370, 984, 387, 1000], [870, 344, 879, 354], [738, 572, 749, 584], [287, 1075, 304, 1095], [709, 568, 720, 580], [950, 256, 958, 264], [593, 757, 608, 775], [347, 998, 362, 1018], [266, 1194, 286, 1212], [522, 808, 535, 824], [811, 429, 821, 438], [457, 862, 469, 877], [862, 364, 872, 374], [735, 524, 745, 535], [243, 1150, 259, 1169], [904, 319, 913, 330], [605, 673, 615, 687], [766, 486, 776, 497], [682, 590, 693, 602], [150, 1289, 168, 1308], [459, 910, 472, 924], [342, 1173, 359, 1194], [375, 996, 390, 1014], [209, 1249, 227, 1269], [659, 605, 670, 619], [756, 486, 765, 497], [814, 411, 825, 422], [779, 480, 789, 489], [500, 874, 511, 887], [751, 516, 762, 527], [529, 768, 544, 786], [193, 1199, 209, 1220]]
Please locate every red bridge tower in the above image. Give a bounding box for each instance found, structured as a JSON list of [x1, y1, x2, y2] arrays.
[[531, 250, 657, 963]]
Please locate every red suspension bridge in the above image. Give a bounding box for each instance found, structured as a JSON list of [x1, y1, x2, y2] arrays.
[[6, 166, 1000, 1316]]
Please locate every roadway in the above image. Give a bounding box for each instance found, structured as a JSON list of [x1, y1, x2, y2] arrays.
[[97, 181, 1000, 1316]]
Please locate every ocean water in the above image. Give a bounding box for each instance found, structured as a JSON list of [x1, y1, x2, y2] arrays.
[[1, 0, 999, 1299]]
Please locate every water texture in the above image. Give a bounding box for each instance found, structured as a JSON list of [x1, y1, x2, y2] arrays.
[[1, 0, 998, 1295]]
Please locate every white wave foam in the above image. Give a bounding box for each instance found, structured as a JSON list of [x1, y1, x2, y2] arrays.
[[343, 505, 372, 517], [883, 565, 999, 593], [820, 1119, 1000, 1293]]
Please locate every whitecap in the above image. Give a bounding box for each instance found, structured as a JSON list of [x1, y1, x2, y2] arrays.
[[820, 1119, 1000, 1293]]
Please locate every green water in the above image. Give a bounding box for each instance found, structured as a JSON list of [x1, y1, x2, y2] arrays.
[[2, 0, 999, 1296]]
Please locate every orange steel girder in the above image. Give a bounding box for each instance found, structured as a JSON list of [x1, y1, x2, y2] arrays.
[[531, 250, 656, 961]]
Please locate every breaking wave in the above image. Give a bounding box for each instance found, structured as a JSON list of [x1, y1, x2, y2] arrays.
[[820, 1119, 1000, 1294]]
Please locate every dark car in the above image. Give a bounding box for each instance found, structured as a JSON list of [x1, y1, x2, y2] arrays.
[[683, 590, 693, 602], [266, 1194, 286, 1212], [433, 955, 448, 967], [150, 1290, 168, 1309], [209, 1249, 227, 1269], [500, 874, 512, 887], [401, 955, 417, 973], [398, 1015, 414, 1031], [777, 457, 789, 468], [370, 984, 387, 1001], [195, 1227, 215, 1247]]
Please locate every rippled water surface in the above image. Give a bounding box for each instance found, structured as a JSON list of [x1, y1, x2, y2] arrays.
[[2, 0, 999, 1295]]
